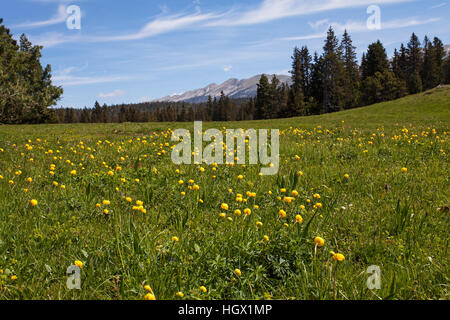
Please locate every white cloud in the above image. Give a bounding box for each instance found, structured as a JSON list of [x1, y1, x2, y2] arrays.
[[280, 17, 441, 41], [223, 65, 233, 72], [208, 0, 414, 26], [99, 89, 125, 99], [28, 32, 81, 48], [53, 75, 132, 86], [92, 11, 222, 42], [13, 4, 68, 29], [431, 2, 447, 9]]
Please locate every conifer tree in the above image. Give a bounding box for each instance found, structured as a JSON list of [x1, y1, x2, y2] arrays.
[[0, 20, 62, 124]]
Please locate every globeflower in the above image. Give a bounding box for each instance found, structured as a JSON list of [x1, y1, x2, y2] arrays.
[[401, 167, 408, 173], [172, 236, 179, 242], [70, 170, 77, 176], [314, 237, 325, 247], [295, 215, 303, 224], [199, 286, 207, 293], [234, 269, 242, 277], [74, 260, 84, 268], [263, 235, 270, 243], [30, 199, 38, 206], [176, 292, 184, 298], [221, 203, 229, 211], [278, 209, 287, 219], [144, 293, 156, 300], [333, 253, 345, 262]]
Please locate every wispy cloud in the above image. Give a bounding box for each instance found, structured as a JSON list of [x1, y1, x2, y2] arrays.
[[28, 32, 81, 48], [99, 89, 125, 99], [92, 11, 222, 42], [53, 75, 133, 86], [208, 0, 414, 26], [223, 65, 233, 72], [430, 2, 447, 9], [13, 4, 67, 29], [280, 17, 441, 41]]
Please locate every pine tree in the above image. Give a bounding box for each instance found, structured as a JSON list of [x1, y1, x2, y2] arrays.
[[433, 37, 445, 84], [406, 33, 423, 93], [340, 30, 360, 108], [362, 40, 389, 79], [0, 20, 62, 124], [309, 52, 323, 114], [287, 47, 306, 116], [421, 36, 439, 90], [322, 27, 345, 113], [255, 74, 271, 119]]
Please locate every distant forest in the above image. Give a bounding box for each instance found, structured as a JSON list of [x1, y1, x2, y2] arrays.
[[56, 27, 450, 124], [1, 16, 449, 124]]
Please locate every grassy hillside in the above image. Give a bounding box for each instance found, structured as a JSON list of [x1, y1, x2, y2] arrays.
[[0, 87, 448, 300]]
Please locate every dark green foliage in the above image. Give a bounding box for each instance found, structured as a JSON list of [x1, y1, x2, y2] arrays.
[[0, 19, 62, 124]]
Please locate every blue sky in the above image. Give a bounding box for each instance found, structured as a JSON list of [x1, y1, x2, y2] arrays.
[[2, 0, 449, 108]]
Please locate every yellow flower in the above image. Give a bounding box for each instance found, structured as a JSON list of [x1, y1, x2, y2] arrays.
[[199, 286, 207, 293], [126, 197, 132, 202], [26, 177, 33, 183], [344, 174, 350, 179], [244, 208, 251, 215], [103, 209, 110, 215], [313, 193, 321, 199], [11, 275, 17, 281], [172, 236, 179, 242], [314, 237, 325, 247], [263, 235, 270, 243], [280, 188, 286, 193], [256, 221, 263, 228], [102, 200, 110, 206], [193, 184, 200, 191], [144, 285, 153, 292], [96, 203, 101, 208], [74, 260, 84, 268], [278, 209, 287, 219], [221, 203, 229, 211], [401, 167, 408, 173], [30, 199, 38, 206], [295, 215, 303, 224], [70, 170, 77, 176], [333, 253, 345, 262], [178, 180, 184, 185], [219, 213, 226, 219], [237, 175, 244, 180], [144, 293, 156, 300], [297, 171, 303, 176], [291, 190, 299, 197], [234, 269, 242, 277], [176, 292, 184, 298], [234, 209, 242, 216]]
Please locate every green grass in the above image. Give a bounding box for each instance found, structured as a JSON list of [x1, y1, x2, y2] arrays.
[[0, 86, 449, 300]]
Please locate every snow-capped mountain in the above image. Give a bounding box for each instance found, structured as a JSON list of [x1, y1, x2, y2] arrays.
[[155, 74, 291, 103]]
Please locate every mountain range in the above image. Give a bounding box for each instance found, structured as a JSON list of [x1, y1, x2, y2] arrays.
[[155, 74, 291, 103], [155, 45, 450, 104]]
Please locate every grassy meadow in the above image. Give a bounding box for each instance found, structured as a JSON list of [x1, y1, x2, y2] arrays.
[[0, 86, 449, 300]]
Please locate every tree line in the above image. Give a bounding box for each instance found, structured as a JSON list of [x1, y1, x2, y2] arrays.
[[1, 16, 449, 124], [252, 28, 450, 119]]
